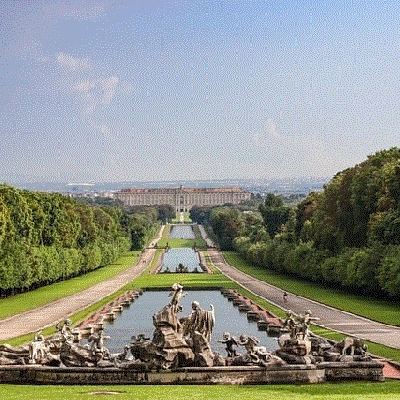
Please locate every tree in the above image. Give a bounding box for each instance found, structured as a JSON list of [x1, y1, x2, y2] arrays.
[[295, 192, 321, 237], [0, 196, 10, 249], [259, 194, 291, 238], [157, 204, 175, 224], [377, 245, 400, 297], [241, 212, 268, 243], [210, 207, 244, 250], [75, 205, 98, 249], [190, 206, 213, 224], [0, 185, 33, 242], [369, 210, 400, 245]]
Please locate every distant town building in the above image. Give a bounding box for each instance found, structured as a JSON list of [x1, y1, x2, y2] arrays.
[[114, 186, 250, 212]]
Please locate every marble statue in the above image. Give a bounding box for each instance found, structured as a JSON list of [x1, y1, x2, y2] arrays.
[[182, 301, 215, 343], [0, 287, 372, 371], [218, 332, 238, 357], [88, 329, 110, 358], [28, 331, 47, 364]]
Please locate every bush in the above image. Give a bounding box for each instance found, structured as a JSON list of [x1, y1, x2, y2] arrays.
[[81, 244, 102, 273], [377, 246, 400, 297]]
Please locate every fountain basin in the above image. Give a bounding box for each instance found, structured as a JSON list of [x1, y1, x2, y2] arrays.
[[0, 362, 383, 385]]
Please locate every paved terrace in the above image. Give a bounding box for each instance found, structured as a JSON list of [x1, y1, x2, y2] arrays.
[[208, 250, 400, 350]]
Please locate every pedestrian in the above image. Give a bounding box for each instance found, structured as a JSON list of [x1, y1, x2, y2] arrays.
[[283, 291, 288, 303]]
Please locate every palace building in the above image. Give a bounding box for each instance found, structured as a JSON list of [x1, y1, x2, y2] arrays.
[[114, 187, 250, 212]]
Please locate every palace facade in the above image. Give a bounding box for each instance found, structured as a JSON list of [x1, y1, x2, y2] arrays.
[[114, 187, 250, 212]]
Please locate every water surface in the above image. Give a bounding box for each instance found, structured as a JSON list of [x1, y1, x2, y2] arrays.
[[101, 290, 279, 355], [160, 248, 202, 273], [169, 225, 195, 239]]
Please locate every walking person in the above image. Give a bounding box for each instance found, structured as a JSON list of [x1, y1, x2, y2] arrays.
[[283, 291, 288, 303]]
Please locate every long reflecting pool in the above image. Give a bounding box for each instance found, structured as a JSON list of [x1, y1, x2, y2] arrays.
[[100, 290, 279, 355], [169, 224, 195, 239], [160, 248, 202, 273]]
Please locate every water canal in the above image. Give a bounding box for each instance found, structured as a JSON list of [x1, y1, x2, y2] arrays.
[[100, 290, 280, 355], [169, 224, 195, 239], [160, 248, 202, 273]]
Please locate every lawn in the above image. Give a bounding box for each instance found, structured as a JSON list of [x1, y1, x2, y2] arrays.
[[157, 224, 207, 249], [2, 381, 400, 400], [1, 237, 400, 397], [171, 211, 192, 223], [0, 251, 140, 320], [223, 251, 400, 327]]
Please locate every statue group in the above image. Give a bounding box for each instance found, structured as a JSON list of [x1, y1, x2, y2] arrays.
[[0, 284, 371, 370]]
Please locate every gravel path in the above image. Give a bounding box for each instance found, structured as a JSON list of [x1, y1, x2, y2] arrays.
[[1, 224, 399, 351], [208, 249, 400, 350]]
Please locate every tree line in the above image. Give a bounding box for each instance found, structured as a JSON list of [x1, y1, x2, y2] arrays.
[[0, 185, 175, 296], [190, 148, 400, 299]]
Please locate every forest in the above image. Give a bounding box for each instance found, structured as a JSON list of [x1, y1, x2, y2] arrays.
[[0, 185, 174, 296], [190, 148, 400, 299]]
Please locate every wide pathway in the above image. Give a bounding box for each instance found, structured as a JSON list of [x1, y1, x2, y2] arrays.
[[0, 226, 165, 342], [198, 224, 216, 248], [208, 250, 400, 350]]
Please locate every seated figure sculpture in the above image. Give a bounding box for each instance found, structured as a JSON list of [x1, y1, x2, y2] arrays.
[[181, 300, 215, 367], [56, 319, 74, 342], [182, 301, 215, 343], [88, 329, 110, 358], [0, 287, 374, 372]]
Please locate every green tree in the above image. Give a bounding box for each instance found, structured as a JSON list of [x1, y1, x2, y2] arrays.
[[75, 205, 98, 249], [376, 245, 400, 297], [0, 196, 10, 249], [0, 185, 33, 242], [210, 207, 244, 250], [368, 210, 400, 245], [157, 204, 175, 224], [259, 194, 291, 238]]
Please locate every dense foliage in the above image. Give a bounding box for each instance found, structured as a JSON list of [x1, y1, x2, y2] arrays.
[[194, 148, 400, 299], [0, 186, 161, 296]]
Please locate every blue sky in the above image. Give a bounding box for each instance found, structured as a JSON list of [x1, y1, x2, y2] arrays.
[[0, 0, 399, 183]]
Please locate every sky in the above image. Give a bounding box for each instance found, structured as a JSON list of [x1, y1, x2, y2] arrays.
[[0, 0, 399, 183]]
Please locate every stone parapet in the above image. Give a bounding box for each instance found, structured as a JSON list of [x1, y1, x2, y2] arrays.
[[0, 363, 383, 385]]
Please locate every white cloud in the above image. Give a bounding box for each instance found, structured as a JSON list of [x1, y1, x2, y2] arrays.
[[251, 123, 336, 177], [252, 132, 263, 147], [74, 76, 119, 104], [57, 53, 91, 72], [265, 117, 279, 138], [73, 76, 120, 137], [74, 80, 95, 100], [99, 76, 119, 105]]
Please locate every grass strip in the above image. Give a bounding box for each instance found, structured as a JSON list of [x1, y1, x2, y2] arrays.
[[5, 245, 400, 363], [223, 251, 400, 327], [2, 241, 400, 395], [0, 251, 140, 320], [1, 381, 400, 399], [157, 224, 207, 249], [171, 211, 192, 223]]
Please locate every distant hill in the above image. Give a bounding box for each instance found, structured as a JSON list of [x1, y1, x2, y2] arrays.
[[3, 177, 328, 196]]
